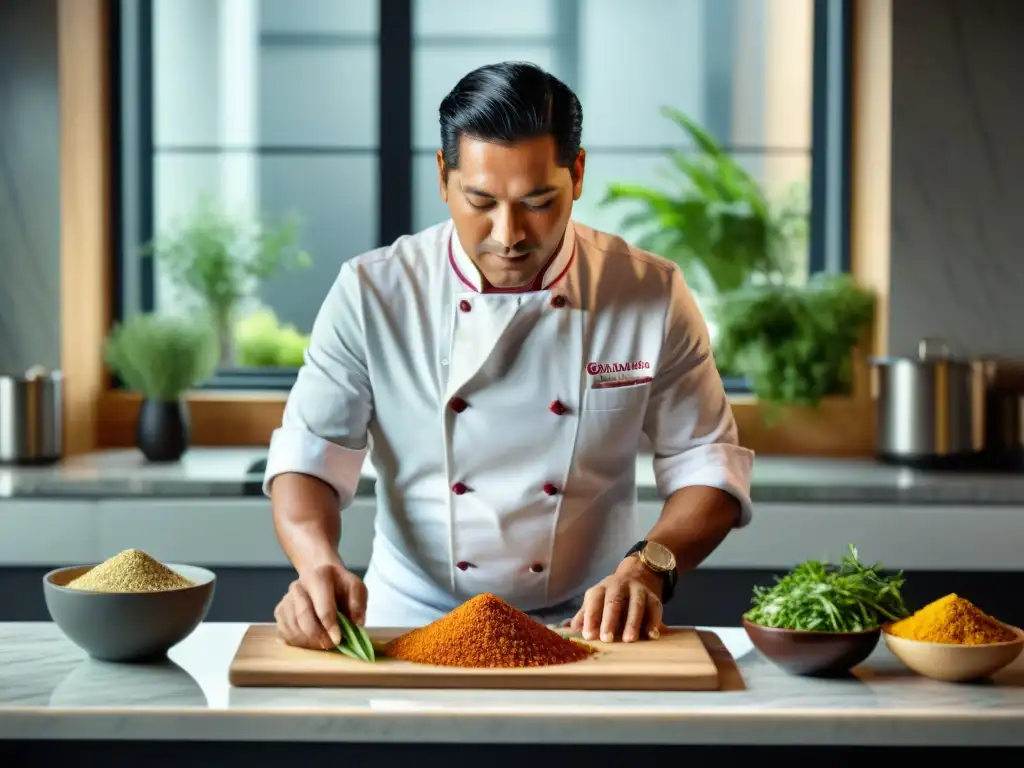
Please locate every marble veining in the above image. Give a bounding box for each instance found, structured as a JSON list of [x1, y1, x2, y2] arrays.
[[0, 0, 61, 376], [889, 0, 1024, 359], [0, 622, 1023, 745]]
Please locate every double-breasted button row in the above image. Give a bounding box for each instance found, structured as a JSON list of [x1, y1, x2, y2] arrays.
[[451, 396, 568, 416], [450, 481, 557, 496], [455, 560, 543, 573], [457, 296, 568, 312], [448, 398, 566, 497]]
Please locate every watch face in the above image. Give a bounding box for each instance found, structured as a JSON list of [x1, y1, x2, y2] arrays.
[[644, 541, 676, 571]]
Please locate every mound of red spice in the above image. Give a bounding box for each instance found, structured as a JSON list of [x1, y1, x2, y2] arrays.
[[383, 593, 596, 668]]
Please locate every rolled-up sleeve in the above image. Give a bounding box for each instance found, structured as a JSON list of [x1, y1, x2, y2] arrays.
[[262, 260, 372, 508], [642, 266, 755, 526]]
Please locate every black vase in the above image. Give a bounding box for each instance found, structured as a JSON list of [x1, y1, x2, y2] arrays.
[[136, 399, 190, 462]]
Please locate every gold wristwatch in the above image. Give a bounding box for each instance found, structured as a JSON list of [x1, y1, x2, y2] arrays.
[[625, 540, 678, 602]]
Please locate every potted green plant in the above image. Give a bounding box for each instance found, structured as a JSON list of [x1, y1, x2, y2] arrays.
[[104, 312, 218, 462], [712, 273, 876, 418], [599, 106, 808, 299], [143, 193, 311, 367]]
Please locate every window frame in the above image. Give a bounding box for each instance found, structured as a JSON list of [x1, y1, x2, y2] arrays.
[[113, 0, 851, 396], [58, 0, 890, 458]]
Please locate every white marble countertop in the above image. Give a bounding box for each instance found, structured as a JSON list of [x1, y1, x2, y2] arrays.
[[5, 447, 1024, 504], [2, 622, 1023, 746]]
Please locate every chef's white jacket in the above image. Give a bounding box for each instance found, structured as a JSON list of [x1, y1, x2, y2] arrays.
[[264, 219, 754, 626]]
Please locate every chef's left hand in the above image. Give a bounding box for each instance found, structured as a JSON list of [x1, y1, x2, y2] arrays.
[[569, 557, 665, 643]]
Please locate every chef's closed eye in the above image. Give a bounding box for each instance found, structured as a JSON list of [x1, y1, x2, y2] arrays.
[[581, 380, 652, 412]]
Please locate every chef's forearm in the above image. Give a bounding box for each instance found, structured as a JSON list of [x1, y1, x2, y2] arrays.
[[270, 472, 345, 573], [645, 486, 741, 574]]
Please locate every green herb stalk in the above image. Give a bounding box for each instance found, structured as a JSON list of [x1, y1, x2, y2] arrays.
[[335, 611, 376, 662], [744, 544, 910, 632]]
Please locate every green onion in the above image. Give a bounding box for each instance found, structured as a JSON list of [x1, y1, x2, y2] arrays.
[[335, 610, 376, 662], [743, 543, 911, 632], [335, 644, 363, 661]]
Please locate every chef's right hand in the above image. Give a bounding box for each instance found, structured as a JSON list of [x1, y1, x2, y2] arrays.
[[274, 562, 368, 650]]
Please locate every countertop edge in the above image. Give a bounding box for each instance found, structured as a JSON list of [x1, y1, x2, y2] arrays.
[[7, 475, 1024, 505], [0, 709, 1023, 745], [6, 449, 1024, 505]]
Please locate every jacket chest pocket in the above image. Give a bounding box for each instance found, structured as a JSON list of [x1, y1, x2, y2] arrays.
[[581, 382, 652, 412], [576, 383, 650, 475]]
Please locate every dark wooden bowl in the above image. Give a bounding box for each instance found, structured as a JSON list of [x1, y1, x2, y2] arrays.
[[742, 617, 881, 677]]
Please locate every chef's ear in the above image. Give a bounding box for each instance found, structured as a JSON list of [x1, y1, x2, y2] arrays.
[[571, 149, 586, 201], [437, 149, 450, 203]]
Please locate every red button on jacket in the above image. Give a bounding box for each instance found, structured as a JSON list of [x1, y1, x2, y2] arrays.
[[549, 400, 567, 415], [543, 483, 559, 496], [452, 482, 469, 495], [449, 396, 467, 413], [551, 295, 567, 308], [459, 299, 472, 312]]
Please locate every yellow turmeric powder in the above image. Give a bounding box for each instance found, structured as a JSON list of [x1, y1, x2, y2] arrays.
[[888, 593, 1017, 645]]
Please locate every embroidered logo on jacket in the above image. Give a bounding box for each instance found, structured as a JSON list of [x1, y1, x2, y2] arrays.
[[586, 360, 653, 389]]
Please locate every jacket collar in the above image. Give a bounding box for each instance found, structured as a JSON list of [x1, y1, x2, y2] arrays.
[[448, 220, 576, 294]]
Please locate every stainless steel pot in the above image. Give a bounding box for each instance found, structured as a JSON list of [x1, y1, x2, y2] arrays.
[[869, 338, 986, 468], [0, 366, 63, 465], [978, 361, 1024, 468]]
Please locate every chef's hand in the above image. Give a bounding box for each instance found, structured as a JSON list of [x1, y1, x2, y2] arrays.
[[274, 562, 368, 650], [569, 557, 665, 643]]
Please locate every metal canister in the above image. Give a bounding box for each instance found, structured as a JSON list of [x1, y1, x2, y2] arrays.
[[0, 366, 63, 464]]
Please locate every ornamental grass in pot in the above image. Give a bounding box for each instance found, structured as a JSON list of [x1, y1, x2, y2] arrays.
[[103, 313, 218, 462]]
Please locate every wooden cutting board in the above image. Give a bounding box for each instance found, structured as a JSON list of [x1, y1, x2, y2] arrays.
[[228, 624, 721, 690]]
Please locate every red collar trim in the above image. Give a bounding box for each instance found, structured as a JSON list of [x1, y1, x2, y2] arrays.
[[447, 236, 575, 294]]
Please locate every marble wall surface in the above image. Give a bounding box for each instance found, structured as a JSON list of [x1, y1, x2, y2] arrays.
[[0, 0, 61, 375], [889, 0, 1024, 360]]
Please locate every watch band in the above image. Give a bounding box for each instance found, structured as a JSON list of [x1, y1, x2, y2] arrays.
[[624, 540, 677, 603]]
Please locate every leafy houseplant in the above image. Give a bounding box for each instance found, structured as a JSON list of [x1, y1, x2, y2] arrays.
[[104, 313, 218, 462], [712, 273, 876, 414], [144, 194, 311, 367], [599, 106, 808, 298]]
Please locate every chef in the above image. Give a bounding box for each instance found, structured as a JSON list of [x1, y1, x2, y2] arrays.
[[264, 61, 754, 648]]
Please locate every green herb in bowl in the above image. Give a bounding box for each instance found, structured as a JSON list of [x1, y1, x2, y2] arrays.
[[744, 544, 910, 632], [334, 611, 376, 662]]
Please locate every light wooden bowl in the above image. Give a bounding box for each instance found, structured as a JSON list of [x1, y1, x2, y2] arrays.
[[881, 623, 1024, 682]]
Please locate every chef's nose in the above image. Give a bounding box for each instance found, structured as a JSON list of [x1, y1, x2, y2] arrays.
[[491, 204, 525, 250]]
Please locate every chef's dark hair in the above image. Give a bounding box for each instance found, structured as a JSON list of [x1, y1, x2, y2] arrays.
[[439, 61, 583, 174]]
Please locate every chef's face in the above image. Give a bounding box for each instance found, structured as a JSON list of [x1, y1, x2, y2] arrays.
[[438, 135, 585, 290]]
